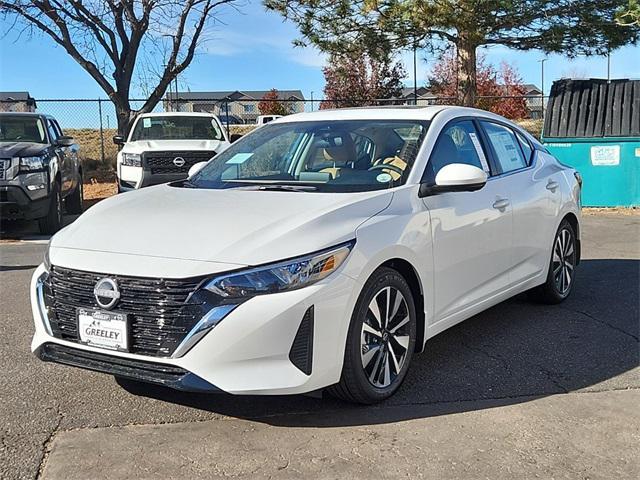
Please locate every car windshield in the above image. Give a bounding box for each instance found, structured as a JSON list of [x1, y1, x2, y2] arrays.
[[0, 115, 47, 143], [130, 116, 224, 141], [188, 119, 429, 193]]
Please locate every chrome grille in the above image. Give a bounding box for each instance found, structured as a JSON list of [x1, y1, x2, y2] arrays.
[[0, 159, 9, 181], [44, 266, 206, 357], [143, 151, 216, 175]]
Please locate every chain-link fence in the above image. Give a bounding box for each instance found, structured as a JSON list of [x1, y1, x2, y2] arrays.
[[0, 95, 547, 167]]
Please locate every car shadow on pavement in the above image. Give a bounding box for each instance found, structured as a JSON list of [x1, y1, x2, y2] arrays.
[[118, 258, 639, 427]]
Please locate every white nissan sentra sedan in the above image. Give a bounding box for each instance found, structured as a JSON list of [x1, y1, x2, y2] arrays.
[[31, 106, 581, 404]]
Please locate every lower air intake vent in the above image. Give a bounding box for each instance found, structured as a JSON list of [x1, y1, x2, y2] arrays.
[[289, 306, 314, 375]]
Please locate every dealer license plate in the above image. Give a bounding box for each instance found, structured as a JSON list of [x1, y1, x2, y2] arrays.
[[77, 308, 128, 351]]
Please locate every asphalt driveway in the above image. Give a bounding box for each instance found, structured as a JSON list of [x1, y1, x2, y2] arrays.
[[0, 212, 638, 479]]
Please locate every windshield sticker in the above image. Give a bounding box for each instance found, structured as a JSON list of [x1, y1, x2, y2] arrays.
[[468, 132, 490, 173], [376, 173, 392, 183], [226, 153, 254, 165], [142, 118, 151, 128]]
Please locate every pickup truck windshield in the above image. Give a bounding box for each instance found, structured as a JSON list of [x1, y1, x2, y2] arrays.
[[0, 116, 47, 144], [189, 119, 429, 193], [130, 116, 224, 141]]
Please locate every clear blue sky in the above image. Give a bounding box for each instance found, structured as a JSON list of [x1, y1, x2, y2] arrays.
[[1, 2, 638, 100]]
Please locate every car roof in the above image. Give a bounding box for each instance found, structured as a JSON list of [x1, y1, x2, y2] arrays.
[[137, 112, 221, 119], [0, 111, 46, 118], [272, 105, 501, 123]]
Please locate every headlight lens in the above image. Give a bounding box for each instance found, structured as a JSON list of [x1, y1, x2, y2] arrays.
[[19, 155, 45, 172], [121, 153, 141, 167], [204, 240, 355, 298]]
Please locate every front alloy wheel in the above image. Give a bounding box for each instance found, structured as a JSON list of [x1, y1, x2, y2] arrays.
[[361, 286, 411, 388], [328, 267, 416, 404]]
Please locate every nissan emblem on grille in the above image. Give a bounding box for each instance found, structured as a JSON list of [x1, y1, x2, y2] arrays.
[[93, 278, 120, 310], [173, 157, 186, 167]]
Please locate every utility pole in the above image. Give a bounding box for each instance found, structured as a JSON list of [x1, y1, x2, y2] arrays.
[[413, 38, 418, 105], [539, 58, 547, 120], [607, 49, 611, 81]]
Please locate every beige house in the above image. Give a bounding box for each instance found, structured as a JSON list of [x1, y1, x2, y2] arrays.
[[0, 92, 37, 112]]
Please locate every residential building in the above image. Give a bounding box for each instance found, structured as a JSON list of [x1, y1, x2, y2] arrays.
[[164, 90, 305, 123], [0, 92, 37, 112]]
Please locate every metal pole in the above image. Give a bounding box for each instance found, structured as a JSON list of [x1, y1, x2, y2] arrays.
[[310, 91, 314, 111], [98, 98, 106, 164], [607, 49, 611, 81], [539, 58, 547, 121], [224, 100, 230, 137], [413, 39, 418, 105]]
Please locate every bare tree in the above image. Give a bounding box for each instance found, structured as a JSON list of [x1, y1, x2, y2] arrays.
[[1, 0, 239, 134]]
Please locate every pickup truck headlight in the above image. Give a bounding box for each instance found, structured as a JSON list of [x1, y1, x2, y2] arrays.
[[121, 153, 142, 167], [19, 155, 45, 172], [204, 240, 355, 298]]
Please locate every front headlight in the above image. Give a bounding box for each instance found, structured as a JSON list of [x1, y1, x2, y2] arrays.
[[204, 240, 355, 298], [121, 153, 141, 167], [19, 155, 45, 172]]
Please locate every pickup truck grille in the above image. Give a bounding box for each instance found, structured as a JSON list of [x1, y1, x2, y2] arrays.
[[0, 159, 9, 181], [143, 151, 216, 175], [44, 266, 206, 357]]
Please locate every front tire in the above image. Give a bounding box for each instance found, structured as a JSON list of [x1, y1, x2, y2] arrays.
[[38, 182, 63, 235], [529, 219, 577, 304], [328, 267, 417, 404]]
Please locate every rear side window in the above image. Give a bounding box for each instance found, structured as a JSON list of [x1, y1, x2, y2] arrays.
[[481, 122, 527, 174], [423, 120, 490, 183], [516, 131, 533, 165]]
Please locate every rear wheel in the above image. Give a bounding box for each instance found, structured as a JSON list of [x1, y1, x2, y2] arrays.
[[65, 174, 83, 214], [529, 219, 577, 304], [38, 182, 63, 235], [328, 267, 416, 404]]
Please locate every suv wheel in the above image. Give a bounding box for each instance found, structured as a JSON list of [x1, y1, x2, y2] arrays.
[[38, 182, 63, 234], [65, 175, 84, 214], [328, 267, 417, 404]]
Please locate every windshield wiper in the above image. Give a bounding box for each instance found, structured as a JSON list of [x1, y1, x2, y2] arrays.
[[256, 184, 318, 192]]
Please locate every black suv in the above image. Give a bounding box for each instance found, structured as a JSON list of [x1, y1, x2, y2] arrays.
[[0, 112, 83, 234]]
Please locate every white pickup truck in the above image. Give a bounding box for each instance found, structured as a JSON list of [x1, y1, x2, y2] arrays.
[[114, 112, 231, 191]]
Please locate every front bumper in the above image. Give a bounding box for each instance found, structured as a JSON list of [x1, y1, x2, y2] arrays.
[[0, 182, 50, 220], [118, 165, 189, 191], [31, 264, 359, 395]]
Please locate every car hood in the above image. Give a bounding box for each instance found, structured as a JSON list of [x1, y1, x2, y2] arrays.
[[122, 139, 229, 154], [51, 184, 393, 267], [0, 142, 48, 157]]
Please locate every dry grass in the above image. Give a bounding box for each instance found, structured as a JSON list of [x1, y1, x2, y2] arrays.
[[515, 119, 543, 139], [583, 207, 639, 216]]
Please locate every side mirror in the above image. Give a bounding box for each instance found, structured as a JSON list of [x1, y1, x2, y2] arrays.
[[188, 161, 208, 178], [55, 136, 74, 147], [113, 135, 125, 146], [230, 133, 243, 143], [419, 164, 487, 197]]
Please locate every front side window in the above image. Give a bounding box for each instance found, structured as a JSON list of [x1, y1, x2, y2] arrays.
[[0, 116, 47, 143], [130, 116, 224, 141], [188, 120, 429, 193], [423, 120, 490, 183], [481, 122, 528, 174]]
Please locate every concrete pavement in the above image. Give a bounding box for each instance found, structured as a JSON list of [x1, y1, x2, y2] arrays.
[[1, 213, 638, 479]]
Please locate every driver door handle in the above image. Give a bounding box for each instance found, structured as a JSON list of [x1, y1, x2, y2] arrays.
[[546, 180, 559, 192], [492, 198, 510, 211]]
